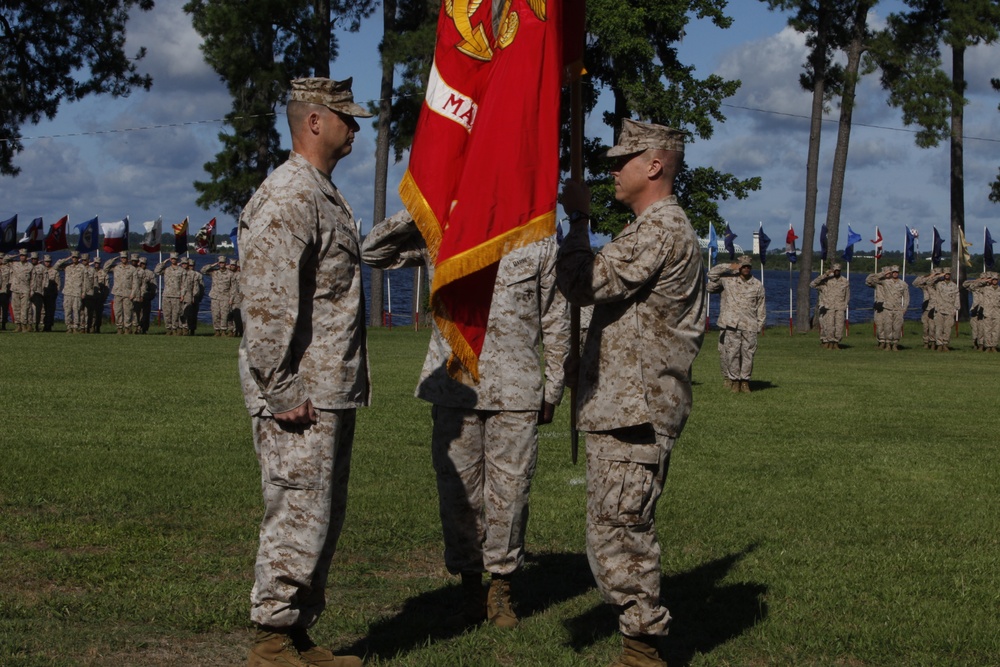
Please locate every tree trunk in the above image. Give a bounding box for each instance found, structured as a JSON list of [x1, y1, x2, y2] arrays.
[[951, 43, 969, 320], [795, 22, 828, 333], [368, 0, 397, 327], [824, 1, 870, 267], [312, 0, 331, 77]]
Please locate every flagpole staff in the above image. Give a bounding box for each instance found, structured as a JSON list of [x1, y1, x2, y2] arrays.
[[567, 45, 584, 466], [788, 257, 793, 337]]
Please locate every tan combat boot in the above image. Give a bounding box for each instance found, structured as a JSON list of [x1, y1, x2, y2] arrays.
[[608, 634, 667, 667], [288, 627, 362, 667], [248, 627, 310, 667], [487, 575, 518, 628], [723, 378, 733, 390], [740, 380, 751, 393], [729, 380, 740, 394]]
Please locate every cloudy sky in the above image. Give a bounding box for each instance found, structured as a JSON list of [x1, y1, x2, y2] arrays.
[[1, 1, 998, 254]]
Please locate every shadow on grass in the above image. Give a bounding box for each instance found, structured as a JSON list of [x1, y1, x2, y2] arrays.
[[564, 544, 767, 666], [747, 380, 776, 392], [341, 551, 595, 661]]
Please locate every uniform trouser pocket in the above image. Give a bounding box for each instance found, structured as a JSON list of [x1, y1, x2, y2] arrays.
[[586, 427, 673, 528]]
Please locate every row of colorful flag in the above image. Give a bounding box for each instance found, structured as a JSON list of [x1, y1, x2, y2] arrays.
[[707, 221, 995, 270], [0, 214, 238, 256]]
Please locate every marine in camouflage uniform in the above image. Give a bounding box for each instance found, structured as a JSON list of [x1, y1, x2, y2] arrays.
[[238, 77, 370, 667], [707, 256, 766, 392], [87, 256, 108, 333], [202, 254, 234, 336], [40, 254, 61, 331], [106, 251, 136, 334], [55, 252, 86, 332], [927, 267, 959, 351], [809, 262, 849, 348], [154, 253, 185, 335], [966, 272, 1000, 352], [865, 265, 909, 350], [136, 257, 157, 333], [912, 269, 939, 348], [184, 260, 205, 335], [28, 252, 47, 331], [963, 272, 986, 349], [8, 250, 33, 332], [362, 210, 569, 629], [557, 120, 706, 667]]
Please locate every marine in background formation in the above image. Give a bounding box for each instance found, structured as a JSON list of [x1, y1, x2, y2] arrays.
[[926, 267, 958, 351], [912, 269, 937, 348], [809, 262, 849, 349], [201, 254, 236, 336], [965, 271, 1000, 352], [707, 255, 766, 392], [865, 265, 909, 350], [105, 251, 137, 334], [154, 253, 186, 335]]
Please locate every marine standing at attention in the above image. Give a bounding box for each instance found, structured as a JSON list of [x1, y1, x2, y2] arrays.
[[558, 119, 707, 667], [707, 255, 766, 392], [238, 77, 371, 667]]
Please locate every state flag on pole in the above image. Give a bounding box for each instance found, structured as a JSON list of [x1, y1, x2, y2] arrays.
[[985, 228, 995, 269], [75, 217, 99, 252], [842, 225, 862, 263], [707, 224, 718, 265], [173, 217, 189, 254], [819, 223, 828, 261], [905, 227, 917, 264], [785, 224, 798, 263], [957, 226, 973, 267], [398, 0, 582, 381], [931, 227, 944, 267], [871, 226, 883, 259], [45, 216, 69, 251], [723, 223, 737, 260], [142, 216, 163, 252], [18, 217, 44, 251], [229, 226, 238, 254], [0, 214, 17, 252], [101, 217, 129, 253], [757, 223, 771, 266], [195, 217, 217, 255]]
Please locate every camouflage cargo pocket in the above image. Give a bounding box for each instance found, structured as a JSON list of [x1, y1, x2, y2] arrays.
[[589, 443, 661, 528]]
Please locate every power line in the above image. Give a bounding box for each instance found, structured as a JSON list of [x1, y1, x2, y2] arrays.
[[721, 102, 1000, 143]]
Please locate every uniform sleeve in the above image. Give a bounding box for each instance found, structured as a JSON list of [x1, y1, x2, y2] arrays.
[[756, 285, 767, 330], [538, 239, 569, 406], [809, 274, 826, 289], [706, 264, 733, 294], [360, 210, 427, 270], [865, 274, 880, 288], [240, 197, 315, 414], [556, 219, 668, 306]]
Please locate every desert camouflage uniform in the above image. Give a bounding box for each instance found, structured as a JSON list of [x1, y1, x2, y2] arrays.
[[865, 271, 909, 345], [28, 257, 47, 331], [154, 258, 185, 334], [967, 275, 1000, 350], [136, 262, 157, 333], [184, 267, 205, 334], [707, 265, 766, 382], [202, 257, 234, 334], [108, 255, 135, 333], [39, 259, 60, 331], [928, 275, 959, 348], [362, 211, 569, 578], [9, 256, 33, 331], [238, 151, 370, 629], [809, 271, 849, 344], [963, 276, 985, 348], [87, 259, 108, 332], [912, 273, 937, 347], [556, 196, 706, 638], [56, 257, 86, 332]]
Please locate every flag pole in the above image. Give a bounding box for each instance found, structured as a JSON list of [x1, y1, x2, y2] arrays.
[[788, 257, 793, 336], [386, 271, 393, 330], [414, 265, 421, 332], [567, 48, 584, 466]]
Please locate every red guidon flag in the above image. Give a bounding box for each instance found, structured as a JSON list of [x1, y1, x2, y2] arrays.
[[400, 0, 583, 381]]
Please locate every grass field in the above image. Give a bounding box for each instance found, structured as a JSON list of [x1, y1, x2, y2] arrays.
[[1, 322, 999, 666]]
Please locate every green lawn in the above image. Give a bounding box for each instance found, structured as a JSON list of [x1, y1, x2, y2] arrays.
[[1, 322, 998, 666]]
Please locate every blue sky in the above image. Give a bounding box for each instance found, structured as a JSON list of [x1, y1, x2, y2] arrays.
[[1, 0, 998, 254]]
